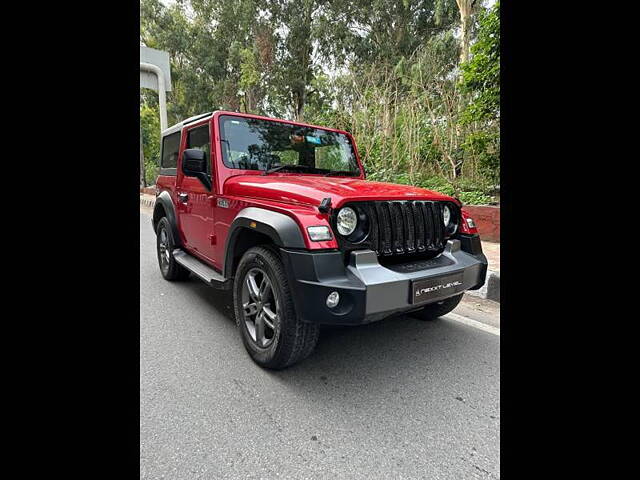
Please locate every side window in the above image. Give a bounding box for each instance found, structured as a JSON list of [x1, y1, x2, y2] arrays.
[[187, 124, 212, 175], [160, 132, 181, 173]]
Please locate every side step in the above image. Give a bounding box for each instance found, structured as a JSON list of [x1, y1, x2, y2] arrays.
[[173, 249, 230, 289]]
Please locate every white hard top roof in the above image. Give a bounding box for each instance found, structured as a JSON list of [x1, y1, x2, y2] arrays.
[[161, 112, 213, 137]]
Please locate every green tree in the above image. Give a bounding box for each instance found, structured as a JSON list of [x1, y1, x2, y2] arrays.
[[461, 1, 499, 123], [140, 0, 264, 120], [460, 1, 500, 185], [314, 0, 458, 68], [139, 0, 500, 202], [140, 102, 161, 185]]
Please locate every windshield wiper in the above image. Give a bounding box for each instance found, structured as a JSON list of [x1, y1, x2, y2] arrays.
[[262, 165, 357, 176], [323, 170, 357, 177], [262, 164, 315, 175]]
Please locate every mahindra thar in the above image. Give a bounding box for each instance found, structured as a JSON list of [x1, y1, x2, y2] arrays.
[[152, 111, 487, 369]]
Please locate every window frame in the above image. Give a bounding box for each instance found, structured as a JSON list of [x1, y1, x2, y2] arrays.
[[217, 114, 360, 175], [159, 131, 181, 175], [186, 123, 212, 176]]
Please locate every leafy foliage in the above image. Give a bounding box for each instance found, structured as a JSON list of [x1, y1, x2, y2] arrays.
[[140, 0, 500, 204], [141, 102, 161, 185], [461, 1, 500, 123], [459, 1, 500, 185]]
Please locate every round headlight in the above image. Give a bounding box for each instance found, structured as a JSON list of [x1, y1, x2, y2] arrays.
[[443, 205, 451, 226], [337, 207, 358, 236]]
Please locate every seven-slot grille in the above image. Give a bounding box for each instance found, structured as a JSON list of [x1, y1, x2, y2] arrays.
[[365, 201, 449, 256]]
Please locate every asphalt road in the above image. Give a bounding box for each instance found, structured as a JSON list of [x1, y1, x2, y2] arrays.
[[140, 211, 500, 479]]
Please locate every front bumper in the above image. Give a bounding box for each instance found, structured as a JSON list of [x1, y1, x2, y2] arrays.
[[280, 236, 488, 325]]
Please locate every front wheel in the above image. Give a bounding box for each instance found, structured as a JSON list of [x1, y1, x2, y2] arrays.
[[233, 246, 319, 369], [410, 293, 464, 321]]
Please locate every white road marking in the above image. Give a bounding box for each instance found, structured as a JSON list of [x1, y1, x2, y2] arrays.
[[445, 312, 500, 336]]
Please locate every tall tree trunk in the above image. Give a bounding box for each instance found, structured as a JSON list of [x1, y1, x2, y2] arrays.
[[456, 0, 477, 66], [293, 0, 313, 122], [242, 90, 255, 114], [295, 88, 306, 122]]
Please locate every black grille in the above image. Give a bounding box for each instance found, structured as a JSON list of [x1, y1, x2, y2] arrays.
[[363, 200, 452, 256]]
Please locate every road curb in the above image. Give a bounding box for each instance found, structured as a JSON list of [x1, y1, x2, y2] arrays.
[[466, 270, 500, 303], [140, 194, 155, 209]]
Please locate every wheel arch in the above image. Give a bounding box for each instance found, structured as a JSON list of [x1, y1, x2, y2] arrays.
[[152, 191, 182, 247], [224, 207, 305, 278]]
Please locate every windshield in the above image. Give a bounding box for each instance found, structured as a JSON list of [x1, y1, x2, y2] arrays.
[[219, 115, 361, 176]]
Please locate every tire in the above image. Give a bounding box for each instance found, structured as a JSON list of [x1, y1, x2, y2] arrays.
[[156, 217, 190, 281], [233, 246, 319, 369], [410, 293, 464, 321]]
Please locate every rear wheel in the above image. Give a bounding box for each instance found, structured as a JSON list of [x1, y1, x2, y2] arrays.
[[233, 246, 319, 369], [410, 293, 463, 321], [156, 217, 190, 281]]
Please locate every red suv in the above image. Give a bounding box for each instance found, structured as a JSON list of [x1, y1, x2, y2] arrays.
[[152, 111, 487, 368]]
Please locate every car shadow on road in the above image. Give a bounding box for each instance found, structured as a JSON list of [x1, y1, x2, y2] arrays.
[[184, 274, 497, 401], [185, 275, 237, 322], [273, 317, 480, 388]]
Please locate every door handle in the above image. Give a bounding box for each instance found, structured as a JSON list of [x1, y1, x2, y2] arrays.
[[178, 193, 189, 204]]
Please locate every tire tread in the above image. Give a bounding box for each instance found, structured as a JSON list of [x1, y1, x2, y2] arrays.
[[234, 245, 319, 369], [156, 217, 190, 281]]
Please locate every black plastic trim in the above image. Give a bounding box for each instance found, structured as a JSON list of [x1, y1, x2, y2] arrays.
[[469, 260, 488, 290], [456, 233, 484, 256], [455, 234, 487, 289], [152, 191, 182, 247], [280, 248, 367, 325], [279, 239, 488, 325], [223, 208, 306, 278], [331, 200, 459, 258]]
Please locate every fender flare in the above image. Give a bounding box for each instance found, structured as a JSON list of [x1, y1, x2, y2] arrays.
[[152, 191, 182, 247], [223, 207, 306, 278]]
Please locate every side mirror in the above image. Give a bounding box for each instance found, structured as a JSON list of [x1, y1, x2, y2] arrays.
[[182, 149, 211, 190], [183, 148, 207, 174]]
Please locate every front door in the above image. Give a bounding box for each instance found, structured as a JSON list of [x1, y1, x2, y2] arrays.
[[176, 122, 218, 266]]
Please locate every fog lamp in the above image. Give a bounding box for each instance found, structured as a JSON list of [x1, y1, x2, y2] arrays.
[[326, 291, 340, 308]]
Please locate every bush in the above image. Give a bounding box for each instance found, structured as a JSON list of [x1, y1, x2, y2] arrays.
[[141, 104, 161, 185], [366, 170, 492, 205], [457, 191, 492, 205], [145, 160, 159, 186]]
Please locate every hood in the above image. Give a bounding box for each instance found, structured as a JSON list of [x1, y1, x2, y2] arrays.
[[223, 174, 456, 208]]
